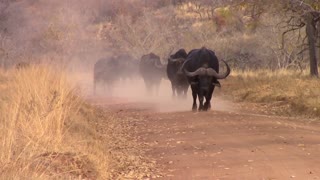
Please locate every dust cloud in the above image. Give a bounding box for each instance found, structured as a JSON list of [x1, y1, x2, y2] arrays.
[[75, 72, 235, 113], [116, 80, 189, 112], [1, 0, 235, 113]]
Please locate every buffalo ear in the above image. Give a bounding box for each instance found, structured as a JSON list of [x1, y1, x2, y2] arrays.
[[212, 81, 221, 88]]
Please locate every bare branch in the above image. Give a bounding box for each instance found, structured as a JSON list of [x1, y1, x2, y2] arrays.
[[297, 46, 309, 55], [281, 22, 305, 49]]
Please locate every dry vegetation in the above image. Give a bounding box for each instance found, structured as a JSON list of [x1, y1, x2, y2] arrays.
[[0, 66, 157, 179], [0, 0, 319, 178], [101, 1, 319, 119], [222, 69, 320, 118]]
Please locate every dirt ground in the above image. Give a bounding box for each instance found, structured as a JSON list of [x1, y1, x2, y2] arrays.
[[84, 79, 320, 180]]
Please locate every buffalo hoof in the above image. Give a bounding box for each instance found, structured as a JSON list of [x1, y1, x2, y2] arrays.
[[204, 102, 211, 111], [192, 104, 197, 111], [198, 105, 204, 111], [203, 107, 209, 111]]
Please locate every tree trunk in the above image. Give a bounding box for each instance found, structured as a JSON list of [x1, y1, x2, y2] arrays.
[[317, 21, 320, 66], [305, 13, 318, 77]]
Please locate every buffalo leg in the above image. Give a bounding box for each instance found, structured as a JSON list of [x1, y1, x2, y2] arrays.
[[204, 86, 215, 111], [155, 83, 160, 96], [105, 82, 113, 97], [178, 85, 187, 99], [177, 87, 181, 98], [183, 86, 188, 99], [171, 82, 176, 97], [93, 79, 97, 95], [192, 92, 197, 111], [144, 80, 152, 95], [204, 100, 210, 111], [198, 91, 204, 111], [191, 86, 198, 111], [103, 84, 110, 97]]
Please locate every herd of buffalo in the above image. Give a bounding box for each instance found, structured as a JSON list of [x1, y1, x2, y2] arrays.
[[94, 47, 231, 111]]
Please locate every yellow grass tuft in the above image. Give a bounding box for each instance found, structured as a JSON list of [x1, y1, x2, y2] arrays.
[[0, 65, 109, 179], [223, 69, 320, 117]]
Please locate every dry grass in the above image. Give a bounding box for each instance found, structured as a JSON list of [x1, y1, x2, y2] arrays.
[[0, 65, 103, 179], [222, 69, 320, 118], [0, 65, 158, 179]]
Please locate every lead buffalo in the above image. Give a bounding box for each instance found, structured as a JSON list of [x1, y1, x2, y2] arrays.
[[139, 53, 166, 95], [167, 49, 189, 98], [181, 47, 230, 111]]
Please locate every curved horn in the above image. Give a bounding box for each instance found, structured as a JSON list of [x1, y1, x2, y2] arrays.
[[154, 59, 165, 69], [179, 58, 191, 74], [168, 57, 177, 62], [206, 59, 231, 79], [168, 57, 185, 63], [168, 57, 178, 62], [184, 67, 207, 77]]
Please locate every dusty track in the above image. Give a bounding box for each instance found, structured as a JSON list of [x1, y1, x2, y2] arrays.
[[88, 95, 320, 180], [84, 76, 320, 180]]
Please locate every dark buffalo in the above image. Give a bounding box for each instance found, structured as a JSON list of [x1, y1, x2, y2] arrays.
[[117, 54, 139, 82], [139, 53, 166, 95], [181, 47, 230, 111], [93, 56, 120, 95], [167, 49, 189, 98], [93, 54, 139, 95]]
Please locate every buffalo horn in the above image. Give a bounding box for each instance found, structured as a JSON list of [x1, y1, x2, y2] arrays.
[[212, 82, 221, 87], [154, 60, 164, 69], [206, 59, 231, 79], [168, 57, 184, 63], [184, 67, 207, 77]]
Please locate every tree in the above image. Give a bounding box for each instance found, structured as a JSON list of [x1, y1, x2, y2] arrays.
[[103, 10, 178, 59], [282, 0, 320, 77]]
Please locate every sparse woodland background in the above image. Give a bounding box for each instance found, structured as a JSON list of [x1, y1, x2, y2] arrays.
[[0, 0, 319, 74], [0, 0, 320, 179]]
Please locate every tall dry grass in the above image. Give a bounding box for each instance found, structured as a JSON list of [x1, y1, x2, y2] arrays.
[[0, 65, 109, 179], [223, 69, 320, 117]]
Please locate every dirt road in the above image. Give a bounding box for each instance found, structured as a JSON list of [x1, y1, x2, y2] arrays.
[[89, 96, 320, 180]]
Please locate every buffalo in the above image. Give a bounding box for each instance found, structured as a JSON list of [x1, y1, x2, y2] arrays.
[[167, 49, 189, 98], [139, 53, 166, 95], [93, 56, 120, 95], [181, 47, 230, 111], [117, 54, 139, 82], [93, 54, 139, 95]]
